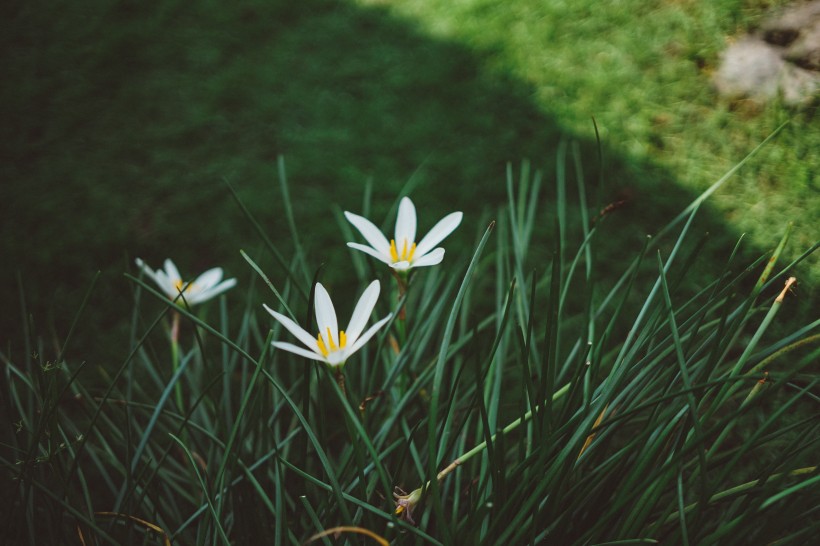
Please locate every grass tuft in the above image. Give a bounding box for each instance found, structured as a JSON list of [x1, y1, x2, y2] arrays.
[[3, 130, 817, 544]]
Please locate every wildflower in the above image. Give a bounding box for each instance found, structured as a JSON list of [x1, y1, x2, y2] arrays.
[[393, 486, 423, 525], [135, 258, 237, 306], [345, 197, 463, 272], [264, 280, 391, 367]]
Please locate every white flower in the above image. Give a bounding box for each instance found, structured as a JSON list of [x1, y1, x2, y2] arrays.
[[264, 280, 392, 367], [135, 258, 237, 306], [345, 197, 463, 272]]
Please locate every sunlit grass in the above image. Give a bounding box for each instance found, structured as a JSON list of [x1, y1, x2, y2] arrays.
[[356, 0, 818, 264]]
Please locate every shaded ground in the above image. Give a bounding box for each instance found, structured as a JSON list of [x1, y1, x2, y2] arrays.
[[0, 0, 815, 364]]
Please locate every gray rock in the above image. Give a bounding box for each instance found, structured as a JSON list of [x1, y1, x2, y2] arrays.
[[783, 20, 820, 70], [780, 60, 820, 103], [763, 0, 820, 70], [713, 38, 785, 101], [713, 0, 819, 106], [761, 1, 820, 44]]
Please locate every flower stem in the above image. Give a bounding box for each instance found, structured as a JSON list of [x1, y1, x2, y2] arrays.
[[170, 311, 184, 413], [335, 369, 346, 397], [392, 270, 409, 348]]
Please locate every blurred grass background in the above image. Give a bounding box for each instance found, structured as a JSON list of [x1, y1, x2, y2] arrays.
[[1, 0, 817, 364]]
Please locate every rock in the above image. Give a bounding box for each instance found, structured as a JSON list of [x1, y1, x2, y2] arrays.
[[780, 60, 820, 103], [713, 38, 785, 101], [783, 20, 820, 69], [761, 1, 820, 42], [763, 0, 820, 70], [713, 0, 820, 106]]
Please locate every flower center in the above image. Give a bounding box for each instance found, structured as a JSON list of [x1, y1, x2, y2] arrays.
[[389, 238, 417, 263], [174, 279, 194, 294], [316, 327, 347, 358]]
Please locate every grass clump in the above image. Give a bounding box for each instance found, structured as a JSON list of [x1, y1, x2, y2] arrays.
[[2, 140, 818, 544]]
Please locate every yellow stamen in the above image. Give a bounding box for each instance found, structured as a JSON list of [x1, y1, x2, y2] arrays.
[[317, 329, 347, 358], [389, 239, 399, 262], [317, 334, 329, 357], [174, 279, 193, 294], [390, 238, 417, 262]]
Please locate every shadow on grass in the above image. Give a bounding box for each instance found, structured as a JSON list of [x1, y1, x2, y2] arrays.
[[0, 0, 807, 362]]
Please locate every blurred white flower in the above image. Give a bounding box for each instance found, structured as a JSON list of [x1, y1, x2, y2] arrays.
[[135, 258, 237, 306], [264, 280, 391, 367], [345, 197, 463, 272]]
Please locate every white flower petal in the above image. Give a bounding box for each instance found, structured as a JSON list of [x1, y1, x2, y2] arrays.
[[344, 211, 391, 256], [347, 242, 393, 264], [163, 259, 182, 284], [347, 313, 393, 355], [135, 257, 150, 275], [411, 248, 445, 268], [414, 211, 463, 258], [135, 259, 166, 294], [264, 304, 319, 350], [395, 197, 417, 250], [346, 280, 380, 343], [137, 258, 234, 304], [267, 279, 390, 368], [193, 278, 237, 304], [390, 260, 412, 271], [313, 283, 338, 341], [272, 341, 326, 362], [193, 267, 224, 291], [326, 352, 348, 367], [153, 269, 177, 298]]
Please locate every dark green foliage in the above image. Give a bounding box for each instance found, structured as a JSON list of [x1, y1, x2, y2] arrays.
[[2, 154, 817, 544]]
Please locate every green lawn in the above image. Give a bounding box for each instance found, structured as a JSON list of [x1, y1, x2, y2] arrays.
[[365, 0, 817, 247], [1, 0, 816, 362]]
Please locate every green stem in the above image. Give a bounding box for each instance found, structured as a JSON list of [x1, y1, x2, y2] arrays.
[[455, 381, 571, 470], [393, 270, 409, 348], [728, 277, 797, 379], [335, 369, 346, 398], [660, 466, 816, 526], [171, 311, 184, 413], [708, 277, 796, 457], [413, 382, 571, 493], [748, 331, 820, 377]]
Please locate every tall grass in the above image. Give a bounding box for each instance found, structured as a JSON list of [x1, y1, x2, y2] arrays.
[[2, 142, 818, 545]]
